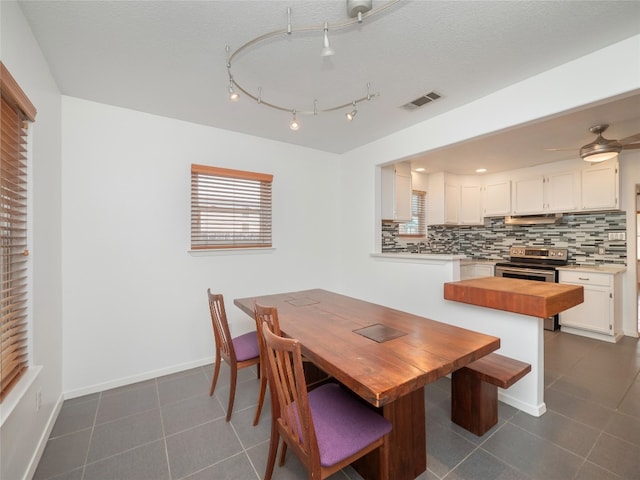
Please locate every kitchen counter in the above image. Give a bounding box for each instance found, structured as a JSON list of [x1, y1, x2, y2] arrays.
[[372, 253, 467, 261], [442, 277, 585, 417], [556, 264, 626, 274], [443, 276, 584, 318]]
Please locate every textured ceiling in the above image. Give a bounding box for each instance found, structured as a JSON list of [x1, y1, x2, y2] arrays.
[[17, 0, 640, 172]]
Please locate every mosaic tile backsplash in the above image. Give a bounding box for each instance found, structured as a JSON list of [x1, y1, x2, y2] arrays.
[[382, 211, 627, 265]]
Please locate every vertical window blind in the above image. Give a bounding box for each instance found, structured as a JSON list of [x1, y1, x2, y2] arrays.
[[1, 62, 36, 401], [191, 164, 273, 249], [399, 190, 426, 236]]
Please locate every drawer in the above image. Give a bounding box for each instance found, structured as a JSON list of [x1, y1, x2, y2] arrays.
[[559, 270, 612, 287]]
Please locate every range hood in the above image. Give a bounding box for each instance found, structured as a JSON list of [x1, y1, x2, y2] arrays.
[[504, 213, 563, 225]]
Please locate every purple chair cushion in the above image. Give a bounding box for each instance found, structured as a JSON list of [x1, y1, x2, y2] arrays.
[[308, 383, 392, 468], [232, 331, 259, 361]]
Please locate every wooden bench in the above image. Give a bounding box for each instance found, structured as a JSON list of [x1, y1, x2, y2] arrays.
[[451, 353, 531, 436]]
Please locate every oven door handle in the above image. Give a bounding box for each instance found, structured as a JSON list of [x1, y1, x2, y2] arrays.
[[496, 266, 555, 277]]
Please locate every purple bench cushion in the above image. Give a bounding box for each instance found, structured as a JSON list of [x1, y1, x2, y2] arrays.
[[308, 383, 392, 467], [233, 331, 259, 361]]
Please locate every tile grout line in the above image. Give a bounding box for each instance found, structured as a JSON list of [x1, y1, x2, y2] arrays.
[[155, 377, 173, 480], [79, 391, 102, 480]]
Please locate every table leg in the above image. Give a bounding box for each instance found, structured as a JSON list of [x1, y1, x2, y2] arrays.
[[352, 387, 427, 480]]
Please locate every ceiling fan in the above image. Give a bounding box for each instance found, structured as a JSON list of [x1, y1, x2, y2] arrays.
[[548, 124, 640, 163]]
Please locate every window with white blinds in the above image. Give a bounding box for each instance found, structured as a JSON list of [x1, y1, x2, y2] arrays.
[[191, 164, 273, 249], [1, 62, 36, 401], [399, 190, 426, 237]]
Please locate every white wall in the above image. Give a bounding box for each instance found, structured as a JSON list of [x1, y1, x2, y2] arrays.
[[0, 2, 64, 480], [60, 98, 342, 395]]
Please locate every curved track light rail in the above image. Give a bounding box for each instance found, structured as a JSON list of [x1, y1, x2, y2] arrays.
[[225, 0, 401, 121]]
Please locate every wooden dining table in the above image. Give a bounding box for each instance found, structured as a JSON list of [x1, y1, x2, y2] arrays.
[[234, 289, 500, 480]]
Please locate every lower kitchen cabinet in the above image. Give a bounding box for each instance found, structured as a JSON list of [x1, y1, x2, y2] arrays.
[[460, 263, 495, 280], [558, 269, 623, 342]]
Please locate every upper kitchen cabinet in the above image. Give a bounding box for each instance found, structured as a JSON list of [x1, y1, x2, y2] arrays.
[[427, 173, 483, 225], [483, 177, 512, 217], [427, 172, 459, 225], [580, 159, 619, 211], [512, 170, 579, 214], [546, 170, 580, 212], [459, 181, 484, 225], [512, 175, 544, 214], [381, 163, 412, 222]]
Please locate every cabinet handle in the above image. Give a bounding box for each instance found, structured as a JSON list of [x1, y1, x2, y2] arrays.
[[578, 277, 589, 281]]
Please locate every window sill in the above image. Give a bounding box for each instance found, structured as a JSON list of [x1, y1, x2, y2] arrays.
[[189, 247, 276, 257], [0, 365, 42, 427]]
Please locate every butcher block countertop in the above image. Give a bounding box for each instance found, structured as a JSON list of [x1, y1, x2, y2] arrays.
[[444, 277, 584, 318]]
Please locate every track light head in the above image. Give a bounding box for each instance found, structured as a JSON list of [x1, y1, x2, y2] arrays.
[[289, 110, 300, 131], [321, 22, 335, 57], [345, 101, 358, 121], [228, 82, 239, 102]]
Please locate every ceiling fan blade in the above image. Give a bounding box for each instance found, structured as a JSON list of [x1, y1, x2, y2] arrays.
[[622, 143, 640, 150], [619, 132, 640, 145], [545, 147, 575, 152]]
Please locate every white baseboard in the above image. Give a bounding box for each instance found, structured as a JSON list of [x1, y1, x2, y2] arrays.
[[63, 356, 215, 400], [498, 390, 546, 417]]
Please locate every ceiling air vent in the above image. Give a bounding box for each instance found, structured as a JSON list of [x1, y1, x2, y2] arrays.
[[402, 91, 441, 110]]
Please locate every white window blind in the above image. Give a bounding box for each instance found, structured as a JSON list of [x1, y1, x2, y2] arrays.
[[1, 62, 36, 401], [191, 164, 273, 249], [399, 190, 426, 236]]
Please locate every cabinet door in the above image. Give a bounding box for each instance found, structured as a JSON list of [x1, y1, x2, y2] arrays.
[[395, 172, 412, 222], [546, 171, 579, 212], [483, 180, 511, 216], [444, 182, 459, 224], [559, 284, 611, 334], [381, 164, 412, 222], [512, 176, 544, 214], [473, 264, 494, 277], [581, 161, 618, 210], [459, 185, 483, 225]]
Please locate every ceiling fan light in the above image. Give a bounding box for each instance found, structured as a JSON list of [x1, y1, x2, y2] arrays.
[[582, 151, 619, 163], [580, 137, 622, 162]]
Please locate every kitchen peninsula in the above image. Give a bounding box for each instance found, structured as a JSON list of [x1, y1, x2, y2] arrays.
[[444, 277, 584, 416]]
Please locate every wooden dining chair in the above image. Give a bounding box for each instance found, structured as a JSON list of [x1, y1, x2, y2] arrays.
[[207, 289, 261, 422], [252, 303, 332, 426], [252, 303, 279, 426], [260, 322, 392, 480]]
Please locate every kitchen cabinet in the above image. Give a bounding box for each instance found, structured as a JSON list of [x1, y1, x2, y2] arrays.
[[427, 172, 459, 225], [382, 163, 412, 222], [546, 170, 580, 212], [459, 184, 483, 225], [559, 269, 623, 343], [581, 159, 619, 211], [512, 171, 579, 215], [428, 173, 483, 225], [483, 179, 511, 216], [512, 175, 544, 214], [460, 263, 495, 280]]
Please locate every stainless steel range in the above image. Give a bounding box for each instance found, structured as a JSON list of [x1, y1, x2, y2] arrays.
[[495, 246, 569, 331]]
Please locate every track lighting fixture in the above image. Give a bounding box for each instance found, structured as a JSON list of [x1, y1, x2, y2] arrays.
[[321, 22, 335, 57], [224, 1, 401, 130], [289, 110, 300, 131], [346, 101, 357, 121]]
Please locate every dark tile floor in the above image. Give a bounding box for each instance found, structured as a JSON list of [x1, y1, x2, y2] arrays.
[[34, 330, 640, 480]]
